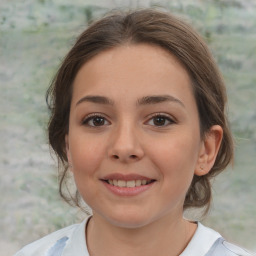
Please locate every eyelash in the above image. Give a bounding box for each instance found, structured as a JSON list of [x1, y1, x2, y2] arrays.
[[147, 113, 176, 127], [81, 113, 176, 128], [81, 113, 109, 127]]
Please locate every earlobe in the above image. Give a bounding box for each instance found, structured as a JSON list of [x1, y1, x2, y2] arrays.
[[195, 125, 223, 176]]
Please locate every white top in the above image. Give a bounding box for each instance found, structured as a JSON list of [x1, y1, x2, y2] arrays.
[[14, 215, 255, 256]]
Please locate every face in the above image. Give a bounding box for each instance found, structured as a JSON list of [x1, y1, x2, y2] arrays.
[[66, 44, 206, 228]]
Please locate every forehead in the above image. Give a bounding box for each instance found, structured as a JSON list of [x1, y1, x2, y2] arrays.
[[72, 44, 194, 107]]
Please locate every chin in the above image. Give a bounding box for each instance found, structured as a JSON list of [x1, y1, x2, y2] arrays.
[[103, 209, 154, 229]]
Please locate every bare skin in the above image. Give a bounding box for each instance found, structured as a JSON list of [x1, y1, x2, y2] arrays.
[[66, 44, 223, 256], [86, 212, 197, 256]]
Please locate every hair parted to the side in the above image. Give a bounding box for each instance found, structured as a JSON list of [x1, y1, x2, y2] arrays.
[[46, 8, 234, 215]]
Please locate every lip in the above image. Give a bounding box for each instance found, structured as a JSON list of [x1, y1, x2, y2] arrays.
[[102, 173, 153, 181], [102, 180, 155, 196], [100, 173, 156, 197]]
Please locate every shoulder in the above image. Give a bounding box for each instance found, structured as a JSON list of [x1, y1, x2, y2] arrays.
[[181, 222, 255, 256], [181, 222, 222, 256], [206, 237, 256, 256], [13, 222, 83, 256]]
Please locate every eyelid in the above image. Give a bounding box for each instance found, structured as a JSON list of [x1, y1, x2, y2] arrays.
[[145, 112, 176, 126], [81, 113, 111, 126], [81, 112, 176, 127]]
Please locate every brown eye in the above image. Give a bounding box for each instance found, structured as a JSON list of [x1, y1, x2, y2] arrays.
[[92, 116, 105, 126], [153, 116, 167, 126], [82, 115, 110, 127], [147, 114, 175, 127]]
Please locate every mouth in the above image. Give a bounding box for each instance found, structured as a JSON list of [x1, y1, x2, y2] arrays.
[[102, 179, 155, 188], [100, 174, 156, 196]]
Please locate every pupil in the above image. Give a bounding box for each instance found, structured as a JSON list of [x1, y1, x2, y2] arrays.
[[154, 117, 165, 126], [93, 117, 104, 126]]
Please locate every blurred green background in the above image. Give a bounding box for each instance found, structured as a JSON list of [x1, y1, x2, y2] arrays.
[[0, 0, 255, 255]]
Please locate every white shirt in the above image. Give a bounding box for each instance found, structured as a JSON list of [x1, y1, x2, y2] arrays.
[[14, 215, 255, 256]]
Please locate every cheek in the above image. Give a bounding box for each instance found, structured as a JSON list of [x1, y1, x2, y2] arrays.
[[148, 134, 199, 186], [69, 135, 105, 176], [151, 137, 198, 168]]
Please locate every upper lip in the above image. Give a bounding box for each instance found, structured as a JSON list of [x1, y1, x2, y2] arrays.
[[101, 173, 155, 181]]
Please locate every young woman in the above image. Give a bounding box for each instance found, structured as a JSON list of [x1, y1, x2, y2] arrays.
[[15, 9, 254, 256]]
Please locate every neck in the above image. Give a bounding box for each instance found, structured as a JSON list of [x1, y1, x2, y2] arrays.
[[86, 212, 197, 256]]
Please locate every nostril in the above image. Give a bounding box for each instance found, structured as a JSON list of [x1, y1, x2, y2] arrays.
[[111, 154, 139, 161]]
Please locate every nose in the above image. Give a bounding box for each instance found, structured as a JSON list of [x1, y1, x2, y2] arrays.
[[107, 123, 144, 163]]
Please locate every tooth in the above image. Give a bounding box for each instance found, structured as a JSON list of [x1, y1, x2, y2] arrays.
[[135, 180, 142, 186], [110, 179, 150, 187], [142, 180, 147, 185], [127, 180, 136, 188], [117, 180, 126, 187]]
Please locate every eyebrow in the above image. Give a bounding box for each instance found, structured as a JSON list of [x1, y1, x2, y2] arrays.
[[76, 95, 114, 106], [137, 95, 185, 107], [76, 95, 185, 108]]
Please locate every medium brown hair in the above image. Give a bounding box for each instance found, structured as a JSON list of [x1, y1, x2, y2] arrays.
[[46, 9, 234, 215]]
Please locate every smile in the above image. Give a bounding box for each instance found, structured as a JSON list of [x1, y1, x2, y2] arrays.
[[101, 174, 156, 196], [106, 179, 154, 188]]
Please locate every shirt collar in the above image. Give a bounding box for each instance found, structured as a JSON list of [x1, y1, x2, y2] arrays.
[[62, 215, 91, 256], [180, 222, 222, 256]]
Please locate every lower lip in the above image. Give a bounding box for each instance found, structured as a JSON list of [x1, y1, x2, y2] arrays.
[[102, 181, 155, 196]]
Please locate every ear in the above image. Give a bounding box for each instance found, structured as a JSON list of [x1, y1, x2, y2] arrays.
[[65, 134, 72, 169], [195, 125, 223, 176]]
